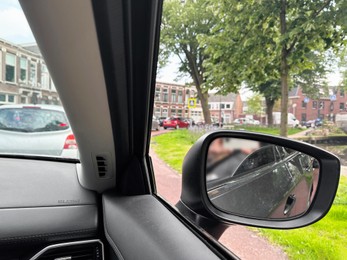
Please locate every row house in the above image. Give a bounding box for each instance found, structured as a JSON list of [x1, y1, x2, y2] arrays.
[[289, 87, 347, 123], [208, 93, 243, 124], [154, 81, 203, 122], [0, 40, 60, 106]]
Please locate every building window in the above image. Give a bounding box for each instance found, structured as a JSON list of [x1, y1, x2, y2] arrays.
[[5, 53, 16, 82], [302, 113, 306, 122], [163, 89, 168, 102], [226, 104, 230, 109], [340, 89, 344, 97], [221, 104, 225, 109], [178, 109, 182, 116], [171, 89, 177, 103], [8, 95, 15, 103], [178, 91, 183, 103], [208, 104, 211, 109], [162, 109, 168, 117], [20, 57, 28, 82], [21, 97, 27, 104], [0, 93, 15, 103], [301, 101, 307, 108], [340, 103, 345, 110], [29, 61, 37, 87], [155, 108, 161, 117], [171, 109, 176, 116], [41, 64, 50, 89], [319, 101, 324, 109], [312, 101, 317, 109], [155, 87, 161, 101]]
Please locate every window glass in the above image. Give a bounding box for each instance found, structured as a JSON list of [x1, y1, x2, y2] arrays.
[[5, 53, 16, 82], [29, 62, 37, 86], [20, 57, 27, 81], [0, 1, 77, 159]]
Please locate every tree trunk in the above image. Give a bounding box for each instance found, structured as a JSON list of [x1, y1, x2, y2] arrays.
[[280, 0, 288, 137], [265, 97, 275, 126], [195, 84, 211, 124]]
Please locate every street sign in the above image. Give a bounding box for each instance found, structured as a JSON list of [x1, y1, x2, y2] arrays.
[[330, 95, 336, 101], [304, 97, 310, 103], [188, 98, 196, 108]]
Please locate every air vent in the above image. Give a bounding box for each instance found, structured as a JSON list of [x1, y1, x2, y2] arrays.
[[31, 240, 103, 260], [96, 155, 108, 178]]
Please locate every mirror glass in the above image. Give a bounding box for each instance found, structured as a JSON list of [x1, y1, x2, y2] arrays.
[[206, 137, 319, 219]]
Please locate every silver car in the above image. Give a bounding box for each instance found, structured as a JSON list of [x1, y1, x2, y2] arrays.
[[0, 104, 78, 158], [152, 116, 160, 131]]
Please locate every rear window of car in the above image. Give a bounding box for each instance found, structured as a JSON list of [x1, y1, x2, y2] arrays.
[[0, 108, 69, 132]]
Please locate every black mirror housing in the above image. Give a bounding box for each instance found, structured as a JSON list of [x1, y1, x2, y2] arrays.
[[177, 131, 340, 232]]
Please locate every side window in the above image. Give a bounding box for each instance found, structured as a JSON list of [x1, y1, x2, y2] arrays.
[[234, 145, 275, 176]]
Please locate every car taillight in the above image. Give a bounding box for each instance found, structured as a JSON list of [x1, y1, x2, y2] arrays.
[[63, 134, 77, 149]]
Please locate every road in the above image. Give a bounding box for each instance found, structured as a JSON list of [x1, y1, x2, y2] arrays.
[[150, 129, 288, 260]]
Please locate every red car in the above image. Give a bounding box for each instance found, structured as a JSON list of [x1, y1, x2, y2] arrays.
[[163, 117, 190, 129]]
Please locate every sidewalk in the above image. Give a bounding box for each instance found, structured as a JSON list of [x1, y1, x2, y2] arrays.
[[150, 144, 288, 260]]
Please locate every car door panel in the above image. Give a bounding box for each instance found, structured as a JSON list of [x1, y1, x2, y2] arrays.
[[103, 193, 222, 260]]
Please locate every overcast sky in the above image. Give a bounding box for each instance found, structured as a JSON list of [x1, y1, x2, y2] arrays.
[[0, 0, 342, 88]]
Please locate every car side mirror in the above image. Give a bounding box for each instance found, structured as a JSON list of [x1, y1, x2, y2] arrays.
[[176, 131, 340, 238]]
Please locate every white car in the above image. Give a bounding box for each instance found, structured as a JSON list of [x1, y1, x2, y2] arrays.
[[0, 104, 78, 158], [234, 118, 260, 125]]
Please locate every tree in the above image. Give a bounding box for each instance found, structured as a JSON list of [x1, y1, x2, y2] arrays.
[[159, 0, 218, 124], [247, 93, 263, 117], [202, 0, 346, 136]]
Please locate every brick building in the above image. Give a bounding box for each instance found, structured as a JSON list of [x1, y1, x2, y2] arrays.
[[208, 93, 243, 124], [289, 87, 347, 123], [153, 81, 203, 122], [0, 40, 60, 106]]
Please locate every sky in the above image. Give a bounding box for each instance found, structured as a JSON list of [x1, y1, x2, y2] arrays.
[[0, 0, 342, 92]]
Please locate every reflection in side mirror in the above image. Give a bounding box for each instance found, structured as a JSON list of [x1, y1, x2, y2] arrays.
[[206, 137, 320, 219]]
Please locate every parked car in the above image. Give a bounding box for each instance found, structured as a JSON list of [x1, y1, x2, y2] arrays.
[[233, 118, 260, 125], [158, 116, 167, 126], [163, 116, 190, 129], [0, 104, 77, 158], [207, 142, 315, 218], [151, 116, 160, 131], [305, 118, 323, 128]]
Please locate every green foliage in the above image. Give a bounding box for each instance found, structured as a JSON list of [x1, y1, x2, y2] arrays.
[[201, 0, 347, 135], [151, 129, 204, 173], [160, 0, 220, 123], [246, 93, 264, 116], [152, 127, 303, 172], [257, 176, 347, 260]]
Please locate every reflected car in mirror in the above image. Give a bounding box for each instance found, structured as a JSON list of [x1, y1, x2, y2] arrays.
[[206, 138, 318, 219]]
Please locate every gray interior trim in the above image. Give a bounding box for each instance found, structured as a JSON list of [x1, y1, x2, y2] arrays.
[[30, 239, 104, 260], [0, 158, 98, 244], [0, 158, 96, 208], [103, 193, 221, 260], [19, 0, 116, 192], [0, 205, 98, 242]]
